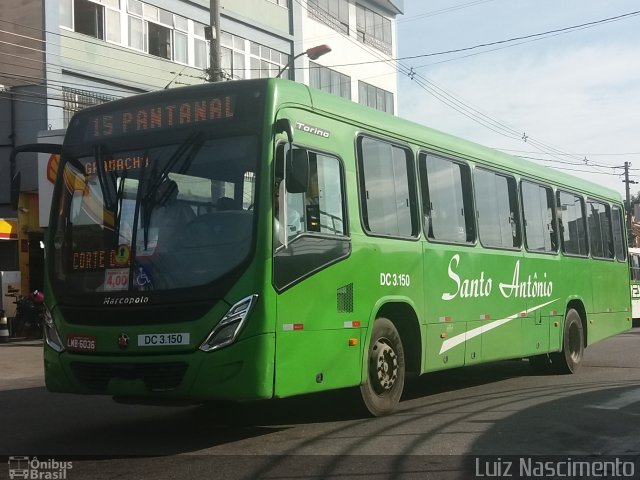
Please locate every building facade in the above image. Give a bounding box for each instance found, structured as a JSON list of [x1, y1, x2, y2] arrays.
[[0, 0, 403, 296]]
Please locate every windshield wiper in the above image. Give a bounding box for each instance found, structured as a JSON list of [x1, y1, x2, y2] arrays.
[[94, 144, 117, 211], [142, 131, 205, 205], [114, 169, 127, 241]]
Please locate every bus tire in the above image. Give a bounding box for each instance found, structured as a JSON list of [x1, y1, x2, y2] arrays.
[[360, 317, 405, 416], [551, 308, 584, 374]]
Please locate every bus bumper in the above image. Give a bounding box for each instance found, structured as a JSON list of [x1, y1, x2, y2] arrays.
[[44, 333, 276, 402]]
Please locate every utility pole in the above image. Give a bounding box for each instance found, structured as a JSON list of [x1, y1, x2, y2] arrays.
[[208, 0, 221, 82], [623, 161, 638, 245]]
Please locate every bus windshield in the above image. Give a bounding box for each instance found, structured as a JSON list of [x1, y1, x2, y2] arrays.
[[50, 133, 258, 296]]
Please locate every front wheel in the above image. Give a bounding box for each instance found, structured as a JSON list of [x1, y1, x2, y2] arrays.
[[551, 308, 584, 374], [360, 317, 405, 416]]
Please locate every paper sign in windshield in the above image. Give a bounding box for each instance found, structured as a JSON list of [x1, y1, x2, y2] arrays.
[[105, 268, 129, 291]]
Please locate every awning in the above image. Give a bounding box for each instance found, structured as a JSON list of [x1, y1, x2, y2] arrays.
[[0, 218, 18, 240]]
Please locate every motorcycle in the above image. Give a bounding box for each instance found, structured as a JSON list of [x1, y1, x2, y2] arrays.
[[5, 289, 45, 339]]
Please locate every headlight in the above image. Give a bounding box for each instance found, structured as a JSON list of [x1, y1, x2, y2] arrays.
[[199, 295, 258, 352], [43, 305, 65, 352]]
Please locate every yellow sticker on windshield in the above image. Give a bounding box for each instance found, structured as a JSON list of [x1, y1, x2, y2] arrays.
[[114, 244, 130, 266]]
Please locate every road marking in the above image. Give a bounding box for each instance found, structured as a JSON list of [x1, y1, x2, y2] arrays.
[[587, 388, 640, 411]]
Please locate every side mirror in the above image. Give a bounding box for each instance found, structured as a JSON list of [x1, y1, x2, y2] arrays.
[[9, 143, 63, 211], [286, 148, 309, 194], [274, 118, 294, 144], [10, 172, 21, 211]]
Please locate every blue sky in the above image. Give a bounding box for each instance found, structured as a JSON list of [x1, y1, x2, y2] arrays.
[[396, 0, 640, 197]]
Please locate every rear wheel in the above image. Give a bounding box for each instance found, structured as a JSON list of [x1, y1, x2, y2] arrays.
[[551, 308, 584, 374], [360, 317, 405, 416]]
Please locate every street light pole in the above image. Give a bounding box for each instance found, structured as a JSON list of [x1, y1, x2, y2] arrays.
[[208, 0, 221, 82], [276, 44, 331, 79]]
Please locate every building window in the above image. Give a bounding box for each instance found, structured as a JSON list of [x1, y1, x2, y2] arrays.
[[59, 0, 296, 77], [193, 22, 208, 69], [249, 41, 288, 79], [218, 34, 288, 80], [147, 22, 171, 59], [309, 62, 350, 99], [73, 0, 104, 39], [63, 0, 121, 41], [173, 15, 188, 64], [308, 0, 349, 35], [356, 4, 392, 55], [62, 87, 119, 127], [358, 81, 393, 114], [127, 1, 175, 59], [221, 33, 247, 80], [266, 0, 288, 7], [105, 6, 121, 43]]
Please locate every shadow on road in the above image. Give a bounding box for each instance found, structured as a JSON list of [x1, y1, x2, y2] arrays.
[[0, 385, 373, 457]]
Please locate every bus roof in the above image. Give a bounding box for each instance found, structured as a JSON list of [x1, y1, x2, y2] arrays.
[[269, 78, 622, 204], [68, 78, 622, 204]]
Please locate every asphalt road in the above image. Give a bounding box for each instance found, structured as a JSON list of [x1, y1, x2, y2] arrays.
[[1, 328, 640, 479]]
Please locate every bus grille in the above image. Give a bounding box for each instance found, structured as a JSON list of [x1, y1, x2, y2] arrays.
[[70, 362, 188, 392], [337, 283, 353, 313]]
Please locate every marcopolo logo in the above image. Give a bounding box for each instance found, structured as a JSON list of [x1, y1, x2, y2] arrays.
[[8, 456, 72, 479], [103, 296, 149, 306]]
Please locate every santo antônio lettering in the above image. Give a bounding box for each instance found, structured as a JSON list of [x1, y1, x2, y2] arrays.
[[442, 254, 553, 301], [90, 95, 236, 139]]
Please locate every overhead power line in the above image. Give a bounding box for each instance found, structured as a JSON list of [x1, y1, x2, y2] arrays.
[[1, 3, 636, 181]]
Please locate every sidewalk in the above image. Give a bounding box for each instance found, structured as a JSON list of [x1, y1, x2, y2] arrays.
[[0, 338, 44, 391]]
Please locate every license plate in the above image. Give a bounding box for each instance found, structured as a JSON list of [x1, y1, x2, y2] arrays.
[[137, 333, 190, 347], [67, 334, 97, 352]]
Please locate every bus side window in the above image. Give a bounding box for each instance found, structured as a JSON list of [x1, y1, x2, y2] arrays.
[[274, 145, 346, 246], [611, 205, 625, 261], [587, 200, 614, 259], [358, 137, 418, 238], [521, 180, 557, 253], [632, 254, 640, 281], [556, 190, 588, 256], [474, 168, 520, 249], [419, 153, 474, 244]]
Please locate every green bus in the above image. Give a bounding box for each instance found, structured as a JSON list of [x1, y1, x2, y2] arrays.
[[23, 78, 631, 416], [629, 247, 640, 326]]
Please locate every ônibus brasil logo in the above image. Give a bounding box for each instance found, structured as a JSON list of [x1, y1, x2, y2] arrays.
[[8, 456, 72, 479]]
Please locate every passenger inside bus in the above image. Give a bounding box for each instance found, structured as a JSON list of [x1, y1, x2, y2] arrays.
[[152, 179, 195, 252]]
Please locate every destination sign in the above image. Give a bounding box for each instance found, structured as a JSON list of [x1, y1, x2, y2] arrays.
[[73, 248, 129, 271], [84, 154, 149, 175], [88, 95, 236, 139]]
